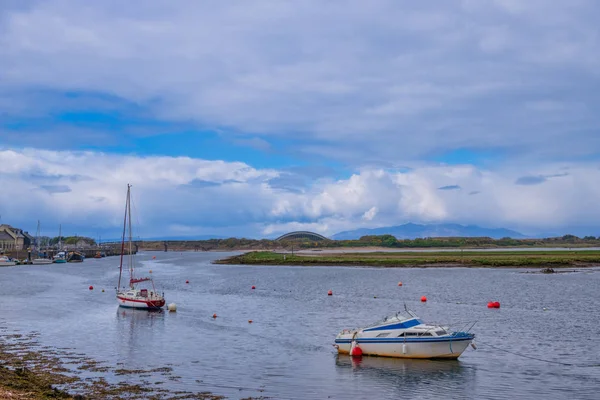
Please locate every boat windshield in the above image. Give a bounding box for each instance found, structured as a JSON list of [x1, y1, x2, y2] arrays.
[[362, 310, 417, 329]]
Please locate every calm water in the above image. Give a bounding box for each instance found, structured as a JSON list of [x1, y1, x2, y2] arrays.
[[1, 252, 599, 399]]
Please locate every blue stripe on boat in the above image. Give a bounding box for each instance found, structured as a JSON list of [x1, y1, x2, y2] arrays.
[[362, 318, 422, 332], [335, 335, 474, 344]]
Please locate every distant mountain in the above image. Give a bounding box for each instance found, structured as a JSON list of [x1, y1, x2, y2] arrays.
[[332, 223, 526, 240]]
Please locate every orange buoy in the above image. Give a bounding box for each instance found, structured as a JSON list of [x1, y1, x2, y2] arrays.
[[327, 290, 333, 296], [398, 282, 403, 286], [251, 285, 256, 290], [89, 286, 93, 290], [186, 280, 189, 284], [420, 296, 427, 302], [248, 319, 253, 323], [212, 313, 217, 318], [149, 270, 152, 274]]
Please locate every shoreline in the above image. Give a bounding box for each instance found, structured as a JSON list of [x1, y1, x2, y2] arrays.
[[0, 329, 249, 400]]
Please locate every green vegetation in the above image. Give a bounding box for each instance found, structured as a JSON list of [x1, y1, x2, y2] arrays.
[[216, 250, 600, 268], [140, 234, 600, 252]]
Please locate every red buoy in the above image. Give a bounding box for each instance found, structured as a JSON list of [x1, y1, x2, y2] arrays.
[[420, 296, 427, 302], [398, 282, 403, 286], [152, 256, 156, 259], [251, 285, 256, 290], [89, 285, 93, 290], [248, 319, 253, 323], [327, 290, 333, 296], [186, 280, 189, 284], [212, 313, 217, 319], [350, 345, 363, 357], [487, 302, 494, 308], [494, 301, 500, 308]]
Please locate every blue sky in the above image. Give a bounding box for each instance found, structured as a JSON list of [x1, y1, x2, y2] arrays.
[[1, 0, 600, 239]]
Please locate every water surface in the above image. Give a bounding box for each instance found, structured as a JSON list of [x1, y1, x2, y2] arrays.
[[1, 252, 598, 399]]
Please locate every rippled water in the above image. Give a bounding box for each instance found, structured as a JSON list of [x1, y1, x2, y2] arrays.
[[1, 252, 599, 399]]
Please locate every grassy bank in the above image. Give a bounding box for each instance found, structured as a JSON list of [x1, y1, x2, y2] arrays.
[[215, 250, 600, 268]]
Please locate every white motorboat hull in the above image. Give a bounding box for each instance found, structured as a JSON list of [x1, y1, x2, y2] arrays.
[[335, 336, 473, 359], [0, 261, 16, 266], [32, 259, 53, 265]]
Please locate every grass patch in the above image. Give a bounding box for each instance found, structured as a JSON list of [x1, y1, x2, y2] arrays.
[[215, 250, 600, 268]]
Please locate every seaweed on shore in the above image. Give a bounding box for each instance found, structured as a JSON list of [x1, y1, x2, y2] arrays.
[[0, 326, 238, 400]]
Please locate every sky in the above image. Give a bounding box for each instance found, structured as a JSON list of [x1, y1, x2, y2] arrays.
[[1, 0, 600, 239]]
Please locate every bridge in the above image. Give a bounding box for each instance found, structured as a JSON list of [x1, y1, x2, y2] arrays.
[[275, 231, 330, 241]]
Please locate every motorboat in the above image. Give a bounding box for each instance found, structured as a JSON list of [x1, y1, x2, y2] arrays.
[[32, 258, 53, 265], [53, 251, 67, 263], [67, 251, 85, 262], [0, 255, 16, 266], [334, 308, 475, 359]]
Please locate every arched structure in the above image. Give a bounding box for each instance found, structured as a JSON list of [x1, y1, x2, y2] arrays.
[[275, 231, 329, 241]]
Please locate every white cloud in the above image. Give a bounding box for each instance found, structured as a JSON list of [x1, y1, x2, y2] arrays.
[[2, 148, 600, 238], [362, 206, 378, 221]]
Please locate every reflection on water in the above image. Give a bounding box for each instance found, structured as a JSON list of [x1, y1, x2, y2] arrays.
[[335, 355, 473, 398], [1, 252, 599, 399]]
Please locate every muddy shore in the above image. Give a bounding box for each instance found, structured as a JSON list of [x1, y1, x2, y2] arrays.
[[0, 327, 262, 400]]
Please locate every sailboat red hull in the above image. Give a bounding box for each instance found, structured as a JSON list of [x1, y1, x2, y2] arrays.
[[117, 295, 165, 309]]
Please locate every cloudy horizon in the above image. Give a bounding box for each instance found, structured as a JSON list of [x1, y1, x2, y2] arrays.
[[1, 0, 600, 239]]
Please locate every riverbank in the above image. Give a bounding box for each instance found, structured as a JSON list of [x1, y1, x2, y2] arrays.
[[0, 330, 252, 399], [215, 250, 600, 268]]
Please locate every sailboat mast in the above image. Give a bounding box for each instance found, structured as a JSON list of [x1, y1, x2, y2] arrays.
[[36, 220, 40, 254], [118, 185, 130, 290], [128, 185, 134, 286], [58, 224, 62, 251]]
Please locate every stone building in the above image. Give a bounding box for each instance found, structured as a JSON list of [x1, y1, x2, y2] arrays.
[[0, 224, 34, 250]]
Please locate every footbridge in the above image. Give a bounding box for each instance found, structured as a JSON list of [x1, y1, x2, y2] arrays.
[[275, 231, 330, 241]]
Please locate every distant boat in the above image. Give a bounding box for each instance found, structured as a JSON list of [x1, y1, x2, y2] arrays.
[[334, 308, 475, 359], [32, 220, 52, 265], [116, 184, 165, 310], [67, 251, 85, 263], [53, 225, 67, 263], [0, 255, 16, 267], [53, 251, 67, 264]]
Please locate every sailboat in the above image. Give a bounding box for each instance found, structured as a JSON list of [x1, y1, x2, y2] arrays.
[[53, 224, 67, 263], [32, 220, 53, 265], [116, 184, 165, 310]]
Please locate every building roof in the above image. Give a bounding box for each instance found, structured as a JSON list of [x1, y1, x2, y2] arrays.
[[0, 231, 15, 241]]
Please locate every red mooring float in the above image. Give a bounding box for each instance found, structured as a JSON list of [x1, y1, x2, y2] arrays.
[[328, 290, 333, 296], [89, 286, 93, 290], [350, 345, 363, 357], [421, 296, 427, 302], [251, 285, 256, 290]]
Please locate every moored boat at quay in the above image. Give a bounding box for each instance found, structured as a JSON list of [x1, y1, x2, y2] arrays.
[[0, 255, 16, 266]]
